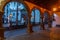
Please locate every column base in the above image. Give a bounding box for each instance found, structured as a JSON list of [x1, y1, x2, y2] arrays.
[[0, 28, 4, 40], [27, 29, 33, 33]]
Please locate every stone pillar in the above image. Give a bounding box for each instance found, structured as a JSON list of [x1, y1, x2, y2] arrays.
[[0, 12, 4, 40], [48, 13, 52, 28], [27, 13, 33, 33], [40, 12, 45, 30], [48, 20, 52, 28]]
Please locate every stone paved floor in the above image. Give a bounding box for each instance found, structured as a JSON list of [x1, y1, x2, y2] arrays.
[[50, 27, 60, 40], [6, 30, 50, 40], [4, 21, 60, 40], [4, 26, 42, 38], [5, 27, 60, 40], [5, 25, 50, 40]]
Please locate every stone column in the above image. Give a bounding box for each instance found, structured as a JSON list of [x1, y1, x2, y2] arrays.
[[48, 13, 52, 28], [48, 18, 52, 28], [40, 12, 45, 30], [27, 13, 33, 33], [0, 12, 4, 40]]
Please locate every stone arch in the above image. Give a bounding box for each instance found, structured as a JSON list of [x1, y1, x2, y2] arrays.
[[2, 0, 30, 24], [43, 10, 51, 28], [31, 7, 42, 15], [44, 11, 50, 16], [2, 0, 30, 15], [2, 0, 31, 30], [30, 7, 43, 31], [43, 11, 50, 23], [0, 0, 36, 33], [31, 7, 42, 19], [31, 7, 42, 23]]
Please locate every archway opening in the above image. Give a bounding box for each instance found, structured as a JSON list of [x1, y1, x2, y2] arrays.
[[31, 8, 41, 32], [43, 11, 49, 29], [2, 1, 28, 38]]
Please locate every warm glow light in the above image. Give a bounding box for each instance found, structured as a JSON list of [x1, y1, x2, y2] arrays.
[[53, 8, 57, 11], [44, 9, 46, 11], [40, 8, 43, 10], [58, 6, 60, 8]]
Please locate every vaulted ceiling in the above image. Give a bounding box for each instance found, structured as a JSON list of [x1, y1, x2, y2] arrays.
[[25, 0, 59, 11]]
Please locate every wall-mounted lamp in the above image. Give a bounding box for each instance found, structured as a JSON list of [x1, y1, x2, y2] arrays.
[[53, 8, 57, 12]]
